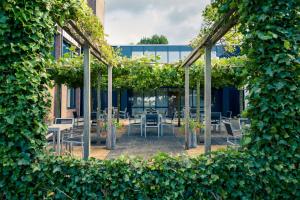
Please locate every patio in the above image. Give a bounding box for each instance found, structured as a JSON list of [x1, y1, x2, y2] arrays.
[[67, 120, 229, 159]]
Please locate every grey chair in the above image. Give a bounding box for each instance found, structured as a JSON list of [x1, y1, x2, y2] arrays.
[[239, 118, 250, 127], [55, 118, 74, 125], [128, 114, 143, 136], [161, 113, 175, 136], [211, 112, 221, 133], [119, 107, 129, 119], [54, 118, 83, 155], [222, 111, 232, 121], [223, 121, 242, 148], [144, 113, 160, 138]]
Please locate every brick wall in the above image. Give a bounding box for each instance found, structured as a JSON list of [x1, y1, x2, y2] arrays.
[[87, 0, 105, 24]]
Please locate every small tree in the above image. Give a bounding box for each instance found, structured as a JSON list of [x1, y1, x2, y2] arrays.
[[138, 34, 169, 44]]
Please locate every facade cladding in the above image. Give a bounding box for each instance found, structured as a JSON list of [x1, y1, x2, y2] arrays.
[[89, 45, 242, 117]]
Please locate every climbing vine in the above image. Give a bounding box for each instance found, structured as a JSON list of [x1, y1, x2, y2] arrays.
[[49, 54, 247, 91], [0, 0, 299, 198]]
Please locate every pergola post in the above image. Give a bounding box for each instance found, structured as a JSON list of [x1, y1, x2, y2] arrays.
[[96, 71, 101, 139], [106, 65, 114, 149], [83, 42, 91, 159], [204, 46, 212, 153], [196, 80, 201, 122], [184, 65, 190, 149]]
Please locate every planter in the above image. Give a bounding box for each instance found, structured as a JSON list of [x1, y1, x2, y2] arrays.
[[189, 129, 197, 148]]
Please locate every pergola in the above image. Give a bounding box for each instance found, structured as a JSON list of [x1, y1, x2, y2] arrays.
[[181, 8, 239, 152], [60, 6, 239, 159], [62, 21, 115, 159]]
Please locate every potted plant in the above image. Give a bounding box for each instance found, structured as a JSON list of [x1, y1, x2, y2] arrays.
[[188, 120, 204, 148], [180, 119, 204, 148]]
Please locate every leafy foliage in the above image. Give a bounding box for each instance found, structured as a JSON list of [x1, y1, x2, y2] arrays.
[[238, 0, 300, 157], [0, 0, 299, 199], [191, 1, 243, 53], [48, 54, 247, 91], [138, 34, 169, 44]]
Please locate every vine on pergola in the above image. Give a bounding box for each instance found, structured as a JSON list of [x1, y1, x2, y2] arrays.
[[49, 54, 247, 91]]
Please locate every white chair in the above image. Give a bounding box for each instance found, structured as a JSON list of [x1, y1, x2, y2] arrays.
[[119, 107, 129, 119], [160, 113, 175, 136], [144, 113, 160, 138], [128, 114, 143, 136]]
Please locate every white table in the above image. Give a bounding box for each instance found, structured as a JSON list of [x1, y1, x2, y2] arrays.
[[47, 124, 73, 155]]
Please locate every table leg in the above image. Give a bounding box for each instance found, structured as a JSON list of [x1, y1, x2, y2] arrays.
[[57, 129, 61, 155]]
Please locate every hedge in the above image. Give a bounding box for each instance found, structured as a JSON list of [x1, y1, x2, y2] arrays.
[[1, 150, 298, 199]]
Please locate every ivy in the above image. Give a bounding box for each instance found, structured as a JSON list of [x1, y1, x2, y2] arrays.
[[0, 0, 299, 199]]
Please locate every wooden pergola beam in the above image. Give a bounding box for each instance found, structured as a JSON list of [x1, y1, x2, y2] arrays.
[[182, 8, 238, 67]]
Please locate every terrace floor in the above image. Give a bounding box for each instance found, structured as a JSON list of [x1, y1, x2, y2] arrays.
[[70, 124, 228, 159]]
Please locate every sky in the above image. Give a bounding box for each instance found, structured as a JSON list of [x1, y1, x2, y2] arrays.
[[104, 0, 211, 45]]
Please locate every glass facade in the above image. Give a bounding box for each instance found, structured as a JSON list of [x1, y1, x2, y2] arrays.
[[156, 51, 168, 63], [132, 51, 143, 58], [129, 88, 203, 116], [181, 51, 191, 60], [117, 45, 193, 64], [168, 51, 180, 63]]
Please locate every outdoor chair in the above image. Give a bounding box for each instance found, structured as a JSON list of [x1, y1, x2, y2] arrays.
[[72, 111, 79, 126], [91, 112, 98, 126], [211, 112, 222, 133], [54, 118, 83, 155], [222, 111, 232, 121], [190, 108, 197, 119], [223, 121, 242, 148], [119, 107, 129, 119], [161, 113, 175, 136], [239, 118, 250, 127], [144, 113, 160, 138], [128, 114, 143, 136], [55, 118, 74, 125]]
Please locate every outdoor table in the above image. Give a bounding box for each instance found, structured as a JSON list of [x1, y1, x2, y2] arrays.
[[47, 124, 73, 155]]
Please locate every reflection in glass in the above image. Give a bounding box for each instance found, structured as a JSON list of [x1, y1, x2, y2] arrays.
[[144, 91, 155, 107], [132, 94, 143, 107], [144, 51, 155, 58], [181, 51, 191, 60], [168, 51, 180, 63], [156, 89, 168, 107], [132, 51, 143, 58], [156, 51, 167, 63]]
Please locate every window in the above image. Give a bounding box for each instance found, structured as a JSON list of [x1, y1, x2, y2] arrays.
[[132, 51, 143, 58], [144, 91, 155, 108], [156, 89, 168, 107], [156, 51, 168, 63], [131, 94, 143, 107], [144, 51, 155, 59], [180, 51, 191, 60], [168, 51, 180, 63], [67, 88, 76, 109]]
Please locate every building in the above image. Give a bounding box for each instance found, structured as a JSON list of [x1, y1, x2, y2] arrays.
[[49, 0, 105, 121], [90, 44, 241, 117]]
